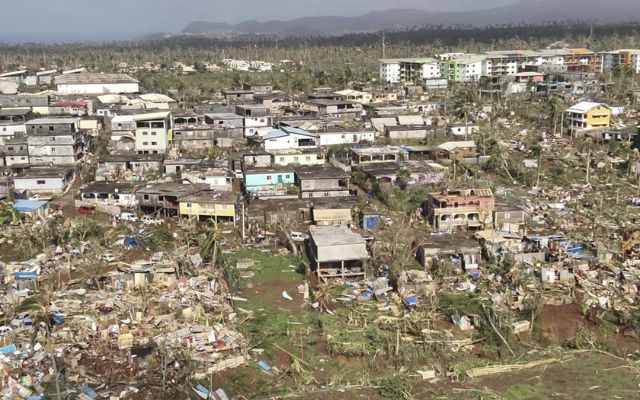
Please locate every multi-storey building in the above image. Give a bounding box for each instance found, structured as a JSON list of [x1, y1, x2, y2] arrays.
[[25, 117, 85, 166], [424, 188, 495, 232], [601, 49, 640, 74]]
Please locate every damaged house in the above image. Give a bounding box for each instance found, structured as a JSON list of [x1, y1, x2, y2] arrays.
[[424, 188, 495, 232], [416, 234, 482, 272], [136, 182, 209, 216], [295, 165, 352, 198], [308, 225, 370, 281]]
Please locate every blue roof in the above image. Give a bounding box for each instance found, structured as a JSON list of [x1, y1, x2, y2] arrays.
[[13, 200, 48, 212], [263, 129, 289, 140], [281, 126, 318, 137]]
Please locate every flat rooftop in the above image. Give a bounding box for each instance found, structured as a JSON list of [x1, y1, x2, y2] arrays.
[[15, 166, 74, 178], [26, 117, 77, 125], [351, 145, 405, 156], [295, 165, 349, 180], [99, 154, 164, 162], [310, 225, 366, 247], [137, 182, 209, 195], [0, 108, 30, 117], [55, 73, 139, 85], [79, 182, 138, 194], [179, 191, 237, 203]]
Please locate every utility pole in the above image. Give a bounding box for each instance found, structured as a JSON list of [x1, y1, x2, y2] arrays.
[[241, 202, 245, 241]]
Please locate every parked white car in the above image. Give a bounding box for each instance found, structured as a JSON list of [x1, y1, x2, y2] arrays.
[[142, 215, 162, 225], [10, 312, 33, 328], [101, 253, 116, 262], [0, 326, 13, 335], [290, 232, 309, 242], [119, 212, 139, 222]]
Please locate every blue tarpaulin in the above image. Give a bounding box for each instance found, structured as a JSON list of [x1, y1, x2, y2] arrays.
[[0, 344, 17, 353], [81, 386, 97, 399], [363, 214, 379, 230], [124, 237, 139, 246], [13, 200, 48, 213], [257, 360, 271, 371], [13, 271, 39, 279]]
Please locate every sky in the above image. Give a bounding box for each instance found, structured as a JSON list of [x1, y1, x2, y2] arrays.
[[0, 0, 522, 43]]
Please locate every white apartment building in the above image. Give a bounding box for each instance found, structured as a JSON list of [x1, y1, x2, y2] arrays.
[[130, 112, 171, 155], [379, 59, 402, 83], [379, 58, 442, 83], [601, 50, 640, 74]]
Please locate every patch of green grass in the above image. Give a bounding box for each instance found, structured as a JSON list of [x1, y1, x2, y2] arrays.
[[503, 383, 552, 400], [224, 248, 304, 285]]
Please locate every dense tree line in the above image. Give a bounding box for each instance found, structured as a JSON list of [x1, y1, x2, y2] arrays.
[[1, 21, 640, 72]]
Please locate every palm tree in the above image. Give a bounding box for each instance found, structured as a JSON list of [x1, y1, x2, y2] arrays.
[[578, 136, 594, 184], [528, 140, 544, 188], [452, 86, 476, 139], [16, 296, 61, 399], [396, 167, 411, 190], [201, 219, 222, 268], [545, 96, 560, 135]]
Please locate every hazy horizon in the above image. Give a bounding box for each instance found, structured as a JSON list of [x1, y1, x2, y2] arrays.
[[1, 0, 522, 43]]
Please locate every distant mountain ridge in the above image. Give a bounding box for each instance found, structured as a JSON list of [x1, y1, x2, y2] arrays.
[[183, 0, 640, 37]]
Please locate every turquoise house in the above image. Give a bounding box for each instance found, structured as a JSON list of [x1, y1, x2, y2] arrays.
[[244, 167, 295, 197]]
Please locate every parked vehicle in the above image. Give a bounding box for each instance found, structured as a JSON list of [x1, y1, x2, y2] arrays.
[[234, 170, 244, 179], [97, 305, 113, 314], [290, 231, 309, 242], [10, 312, 33, 328], [77, 206, 96, 215], [119, 212, 138, 222], [0, 326, 13, 335], [142, 215, 162, 225], [363, 234, 375, 242], [101, 253, 116, 262]]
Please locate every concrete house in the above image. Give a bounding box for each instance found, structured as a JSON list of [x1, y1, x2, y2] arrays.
[[25, 118, 85, 166], [181, 168, 233, 192], [564, 101, 611, 133], [172, 127, 235, 149], [243, 83, 273, 94], [222, 89, 254, 102], [179, 191, 238, 223], [78, 182, 139, 209], [435, 141, 478, 160], [204, 113, 244, 138], [308, 225, 369, 281], [0, 94, 49, 114], [244, 167, 296, 198], [295, 166, 351, 198], [350, 145, 406, 165], [236, 105, 274, 137], [54, 73, 139, 95], [261, 127, 319, 151], [424, 188, 495, 232], [334, 90, 373, 104], [270, 149, 325, 166], [448, 125, 479, 137], [132, 112, 171, 154], [416, 234, 482, 272], [136, 183, 209, 216], [96, 154, 164, 181], [301, 99, 364, 120], [0, 108, 31, 143], [315, 128, 375, 146], [241, 152, 272, 169], [4, 137, 29, 166], [13, 167, 75, 195]]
